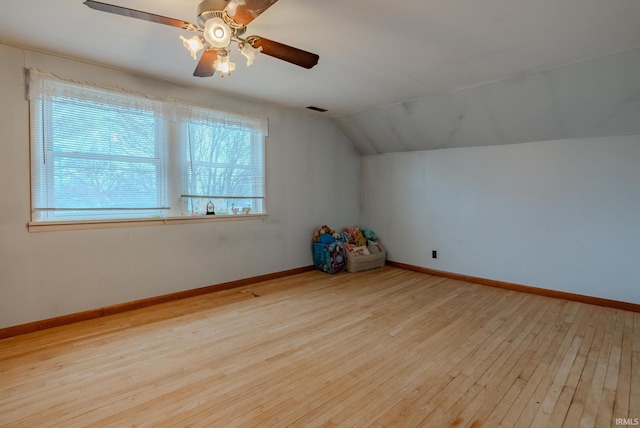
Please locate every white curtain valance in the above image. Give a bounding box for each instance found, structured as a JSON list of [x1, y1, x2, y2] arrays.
[[27, 68, 269, 133], [27, 68, 175, 121]]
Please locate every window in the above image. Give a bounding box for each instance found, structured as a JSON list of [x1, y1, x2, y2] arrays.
[[29, 75, 169, 222], [179, 105, 266, 216], [28, 70, 267, 225]]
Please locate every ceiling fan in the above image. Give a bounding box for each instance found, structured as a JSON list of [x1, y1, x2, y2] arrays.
[[83, 0, 319, 78]]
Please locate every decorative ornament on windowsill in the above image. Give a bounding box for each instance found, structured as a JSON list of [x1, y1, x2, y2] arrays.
[[206, 201, 216, 215]]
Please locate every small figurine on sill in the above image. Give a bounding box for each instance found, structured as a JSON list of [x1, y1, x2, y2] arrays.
[[206, 201, 215, 215]]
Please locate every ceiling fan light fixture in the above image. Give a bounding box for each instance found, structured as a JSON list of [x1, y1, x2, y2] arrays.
[[204, 17, 232, 48], [83, 0, 320, 78], [180, 35, 204, 60], [240, 42, 262, 66]]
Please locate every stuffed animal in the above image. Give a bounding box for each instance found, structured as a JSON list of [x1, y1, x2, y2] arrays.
[[342, 227, 357, 244], [312, 225, 336, 243], [342, 226, 366, 246], [361, 227, 379, 246]]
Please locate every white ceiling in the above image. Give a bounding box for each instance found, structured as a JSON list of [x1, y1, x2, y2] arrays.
[[1, 0, 640, 118]]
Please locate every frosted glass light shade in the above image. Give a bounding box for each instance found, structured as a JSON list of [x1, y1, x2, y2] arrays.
[[214, 54, 236, 76], [240, 42, 262, 66], [180, 35, 204, 60]]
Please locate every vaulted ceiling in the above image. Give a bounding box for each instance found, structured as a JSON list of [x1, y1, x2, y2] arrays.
[[2, 0, 640, 153]]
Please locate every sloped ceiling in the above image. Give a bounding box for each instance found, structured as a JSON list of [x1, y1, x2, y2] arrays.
[[335, 48, 640, 154], [1, 0, 640, 153]]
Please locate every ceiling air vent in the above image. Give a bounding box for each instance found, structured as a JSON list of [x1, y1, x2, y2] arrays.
[[306, 106, 327, 112]]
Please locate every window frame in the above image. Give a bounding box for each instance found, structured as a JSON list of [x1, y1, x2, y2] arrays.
[[27, 70, 268, 231], [177, 112, 266, 217]]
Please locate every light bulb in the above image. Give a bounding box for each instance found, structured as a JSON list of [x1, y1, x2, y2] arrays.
[[204, 17, 232, 48]]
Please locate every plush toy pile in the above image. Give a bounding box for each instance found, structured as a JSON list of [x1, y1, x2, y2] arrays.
[[311, 225, 385, 274], [342, 226, 383, 256]]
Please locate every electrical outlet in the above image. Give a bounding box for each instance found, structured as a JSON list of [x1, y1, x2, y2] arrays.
[[432, 250, 437, 259]]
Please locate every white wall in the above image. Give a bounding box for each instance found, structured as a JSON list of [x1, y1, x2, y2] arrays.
[[0, 44, 361, 329], [363, 136, 640, 304]]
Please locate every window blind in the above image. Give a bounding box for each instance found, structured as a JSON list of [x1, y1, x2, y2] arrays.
[[28, 70, 170, 221]]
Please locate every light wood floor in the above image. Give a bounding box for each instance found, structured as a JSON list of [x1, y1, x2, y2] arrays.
[[1, 266, 638, 427]]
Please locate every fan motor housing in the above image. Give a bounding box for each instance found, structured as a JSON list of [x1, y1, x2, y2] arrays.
[[197, 0, 245, 35], [197, 0, 229, 23]]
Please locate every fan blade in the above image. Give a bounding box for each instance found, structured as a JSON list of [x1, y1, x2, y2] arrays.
[[193, 49, 218, 77], [249, 37, 319, 69], [84, 0, 197, 30], [227, 0, 279, 26]]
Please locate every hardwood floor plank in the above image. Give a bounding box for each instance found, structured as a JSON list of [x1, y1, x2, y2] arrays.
[[561, 307, 609, 427], [0, 267, 637, 427], [530, 336, 582, 427], [544, 307, 601, 428], [629, 313, 640, 419], [613, 311, 634, 420], [596, 310, 625, 427], [578, 307, 617, 427]]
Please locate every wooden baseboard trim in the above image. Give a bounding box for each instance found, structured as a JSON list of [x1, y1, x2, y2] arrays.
[[0, 266, 315, 340], [387, 261, 640, 313]]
